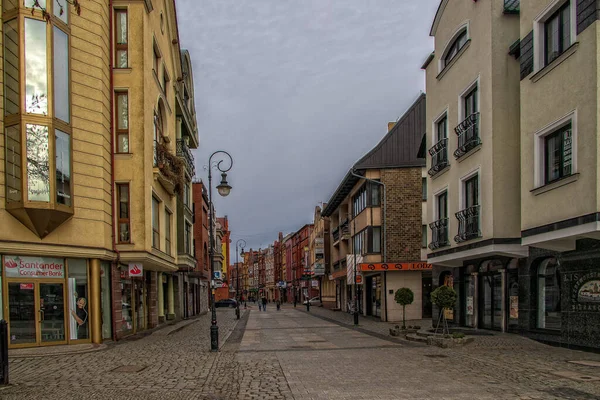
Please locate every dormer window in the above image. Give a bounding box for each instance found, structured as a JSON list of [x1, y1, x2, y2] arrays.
[[443, 29, 468, 68]]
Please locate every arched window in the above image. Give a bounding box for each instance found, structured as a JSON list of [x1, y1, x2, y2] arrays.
[[443, 29, 468, 68], [537, 258, 561, 330]]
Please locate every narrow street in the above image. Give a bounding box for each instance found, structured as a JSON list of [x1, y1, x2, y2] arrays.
[[2, 306, 600, 399]]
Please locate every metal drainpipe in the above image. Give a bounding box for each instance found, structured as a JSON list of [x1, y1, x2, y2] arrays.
[[350, 169, 387, 319], [108, 0, 121, 342]]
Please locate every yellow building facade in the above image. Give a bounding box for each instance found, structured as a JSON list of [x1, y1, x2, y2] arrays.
[[0, 0, 199, 347]]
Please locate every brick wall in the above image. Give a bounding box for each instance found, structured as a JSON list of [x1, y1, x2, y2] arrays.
[[381, 167, 423, 262]]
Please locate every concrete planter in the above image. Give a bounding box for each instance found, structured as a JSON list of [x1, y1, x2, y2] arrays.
[[426, 335, 474, 348], [389, 326, 420, 337]]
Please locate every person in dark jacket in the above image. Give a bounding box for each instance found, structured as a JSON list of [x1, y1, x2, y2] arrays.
[[261, 296, 267, 311]]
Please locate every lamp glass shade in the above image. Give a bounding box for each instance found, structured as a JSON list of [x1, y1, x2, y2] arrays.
[[216, 172, 232, 197]]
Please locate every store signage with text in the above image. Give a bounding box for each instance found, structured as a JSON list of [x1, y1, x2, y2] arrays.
[[360, 262, 432, 272], [4, 255, 65, 278], [128, 263, 143, 278]]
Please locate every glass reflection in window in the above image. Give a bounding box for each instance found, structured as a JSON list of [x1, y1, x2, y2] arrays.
[[56, 130, 71, 206], [54, 27, 69, 123], [115, 10, 128, 68], [4, 20, 20, 116], [5, 125, 22, 203], [67, 258, 88, 340], [537, 258, 561, 330], [26, 124, 50, 202], [53, 0, 68, 24], [25, 18, 48, 115], [24, 0, 46, 8]]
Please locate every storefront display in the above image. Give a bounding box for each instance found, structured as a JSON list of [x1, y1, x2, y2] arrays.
[[121, 268, 133, 335], [68, 258, 88, 341], [2, 255, 109, 348]]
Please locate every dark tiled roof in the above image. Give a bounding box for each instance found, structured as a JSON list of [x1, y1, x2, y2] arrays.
[[504, 0, 519, 13], [322, 94, 426, 217]]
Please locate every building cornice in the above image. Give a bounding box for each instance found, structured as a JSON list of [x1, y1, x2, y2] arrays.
[[430, 0, 449, 36]]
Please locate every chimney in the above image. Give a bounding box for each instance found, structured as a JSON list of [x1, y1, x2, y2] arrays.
[[388, 122, 396, 132]]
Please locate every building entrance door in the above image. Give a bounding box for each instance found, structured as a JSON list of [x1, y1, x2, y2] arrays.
[[480, 273, 502, 330], [367, 276, 382, 318], [7, 281, 67, 347]]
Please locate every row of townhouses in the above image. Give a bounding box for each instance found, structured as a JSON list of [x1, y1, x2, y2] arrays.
[[237, 0, 600, 350], [0, 0, 231, 349], [423, 0, 599, 349]]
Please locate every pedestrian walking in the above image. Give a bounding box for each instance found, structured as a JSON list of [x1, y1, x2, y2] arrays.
[[257, 299, 262, 311], [276, 299, 281, 311], [261, 296, 267, 311]]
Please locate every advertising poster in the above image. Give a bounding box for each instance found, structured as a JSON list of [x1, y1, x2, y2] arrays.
[[510, 296, 519, 319], [466, 296, 474, 316]]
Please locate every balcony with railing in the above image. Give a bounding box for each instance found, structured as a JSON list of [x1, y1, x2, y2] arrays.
[[332, 227, 340, 244], [428, 138, 449, 176], [153, 140, 185, 196], [340, 219, 350, 240], [454, 205, 481, 243], [176, 139, 195, 177], [454, 112, 481, 159], [428, 218, 449, 250]]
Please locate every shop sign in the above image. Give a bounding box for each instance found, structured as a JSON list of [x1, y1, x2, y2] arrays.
[[311, 280, 319, 288], [346, 254, 363, 285], [20, 283, 34, 290], [466, 296, 474, 316], [128, 263, 143, 278], [4, 255, 64, 278], [360, 262, 432, 272], [313, 263, 325, 276], [571, 272, 600, 310]]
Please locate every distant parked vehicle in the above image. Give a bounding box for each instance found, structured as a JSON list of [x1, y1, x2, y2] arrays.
[[214, 299, 238, 308], [302, 296, 321, 306]]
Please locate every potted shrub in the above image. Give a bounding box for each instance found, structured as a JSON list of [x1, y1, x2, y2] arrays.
[[430, 285, 457, 336], [394, 288, 414, 330]]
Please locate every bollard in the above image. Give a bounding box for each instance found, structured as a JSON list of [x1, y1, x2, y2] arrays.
[[0, 320, 8, 385], [235, 305, 240, 320], [306, 300, 310, 312]]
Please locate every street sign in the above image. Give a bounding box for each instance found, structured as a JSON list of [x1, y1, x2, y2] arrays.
[[213, 271, 222, 280]]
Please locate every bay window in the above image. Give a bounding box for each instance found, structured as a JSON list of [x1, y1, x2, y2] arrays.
[[3, 1, 73, 237]]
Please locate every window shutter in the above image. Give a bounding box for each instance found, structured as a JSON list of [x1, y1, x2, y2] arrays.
[[520, 30, 534, 80]]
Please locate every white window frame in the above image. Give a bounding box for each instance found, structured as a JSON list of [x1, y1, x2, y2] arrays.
[[458, 167, 480, 210], [184, 217, 193, 255], [433, 185, 449, 221], [458, 75, 480, 122], [533, 0, 577, 73], [533, 110, 577, 188], [438, 21, 470, 74], [432, 107, 449, 144]]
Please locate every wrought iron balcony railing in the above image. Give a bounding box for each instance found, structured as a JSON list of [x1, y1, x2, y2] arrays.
[[454, 205, 481, 243], [332, 227, 340, 242], [428, 138, 449, 176], [340, 219, 350, 239], [454, 112, 481, 159], [428, 218, 449, 250], [176, 139, 195, 177]]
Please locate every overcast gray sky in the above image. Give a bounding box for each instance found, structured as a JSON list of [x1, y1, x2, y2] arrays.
[[178, 0, 439, 251]]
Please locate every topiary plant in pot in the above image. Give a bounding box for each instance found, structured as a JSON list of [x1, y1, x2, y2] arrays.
[[394, 288, 414, 330], [430, 285, 457, 336]]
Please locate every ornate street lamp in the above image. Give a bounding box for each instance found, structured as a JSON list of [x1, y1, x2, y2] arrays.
[[207, 150, 233, 352]]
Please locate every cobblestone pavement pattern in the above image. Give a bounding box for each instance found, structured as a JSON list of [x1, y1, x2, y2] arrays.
[[3, 305, 600, 399]]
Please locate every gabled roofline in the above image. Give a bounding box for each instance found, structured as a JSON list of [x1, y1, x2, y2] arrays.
[[430, 0, 449, 36]]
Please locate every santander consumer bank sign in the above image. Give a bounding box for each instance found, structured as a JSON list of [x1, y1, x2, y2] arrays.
[[4, 255, 65, 278]]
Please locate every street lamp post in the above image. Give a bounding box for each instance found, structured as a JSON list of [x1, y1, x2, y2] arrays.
[[235, 239, 246, 320], [207, 150, 233, 352]]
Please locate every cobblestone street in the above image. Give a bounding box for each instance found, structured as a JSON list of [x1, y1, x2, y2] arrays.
[[2, 305, 600, 399]]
